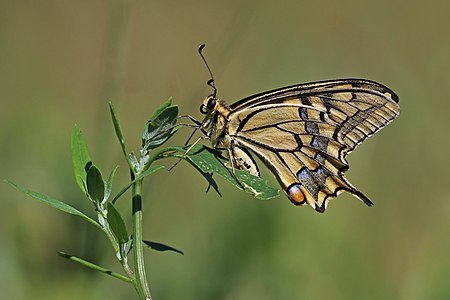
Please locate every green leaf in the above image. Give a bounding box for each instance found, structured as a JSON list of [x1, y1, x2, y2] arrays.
[[173, 145, 279, 200], [188, 162, 221, 196], [150, 97, 173, 120], [86, 165, 105, 203], [107, 203, 129, 244], [142, 104, 179, 151], [112, 165, 164, 204], [104, 165, 119, 201], [129, 153, 138, 170], [71, 126, 91, 193], [109, 102, 126, 153], [137, 165, 164, 179], [6, 180, 101, 229], [57, 252, 132, 283], [142, 240, 184, 255], [109, 102, 134, 171]]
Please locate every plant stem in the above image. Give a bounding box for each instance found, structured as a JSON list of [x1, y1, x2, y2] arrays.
[[132, 174, 152, 300]]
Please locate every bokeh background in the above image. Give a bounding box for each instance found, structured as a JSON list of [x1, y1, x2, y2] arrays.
[[1, 1, 449, 299]]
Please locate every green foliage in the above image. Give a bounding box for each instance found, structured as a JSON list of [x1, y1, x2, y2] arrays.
[[105, 166, 119, 201], [57, 252, 132, 283], [171, 145, 279, 200], [107, 203, 129, 244], [86, 165, 105, 203], [8, 99, 281, 299], [141, 104, 179, 151], [142, 240, 184, 255], [71, 125, 91, 193], [6, 180, 101, 229], [109, 102, 127, 160], [138, 99, 180, 162]]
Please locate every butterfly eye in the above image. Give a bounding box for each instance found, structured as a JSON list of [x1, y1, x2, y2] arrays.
[[207, 97, 216, 110]]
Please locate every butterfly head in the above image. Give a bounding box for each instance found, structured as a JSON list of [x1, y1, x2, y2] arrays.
[[200, 94, 217, 115], [199, 94, 231, 137], [200, 94, 231, 116]]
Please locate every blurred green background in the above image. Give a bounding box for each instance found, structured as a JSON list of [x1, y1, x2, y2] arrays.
[[1, 1, 449, 299]]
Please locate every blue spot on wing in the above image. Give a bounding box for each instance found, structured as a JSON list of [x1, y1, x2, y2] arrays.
[[298, 168, 309, 180], [316, 166, 323, 174], [315, 152, 325, 164], [299, 107, 308, 120]]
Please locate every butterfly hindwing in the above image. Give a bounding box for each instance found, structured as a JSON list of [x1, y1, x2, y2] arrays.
[[231, 118, 369, 212]]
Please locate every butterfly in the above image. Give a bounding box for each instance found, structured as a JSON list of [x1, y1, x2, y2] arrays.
[[194, 46, 400, 212]]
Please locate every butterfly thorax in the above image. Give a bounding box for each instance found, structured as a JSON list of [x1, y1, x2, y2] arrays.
[[200, 96, 232, 149]]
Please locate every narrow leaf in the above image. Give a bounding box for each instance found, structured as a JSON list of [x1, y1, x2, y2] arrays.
[[142, 105, 179, 151], [6, 180, 101, 229], [58, 252, 132, 283], [172, 145, 279, 200], [150, 97, 173, 120], [109, 102, 132, 169], [112, 165, 164, 204], [107, 203, 129, 244], [109, 102, 125, 150], [142, 240, 184, 255], [86, 165, 105, 203], [71, 126, 91, 193], [104, 165, 119, 201]]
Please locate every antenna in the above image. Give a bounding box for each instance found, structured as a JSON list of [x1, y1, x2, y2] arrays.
[[198, 44, 217, 97]]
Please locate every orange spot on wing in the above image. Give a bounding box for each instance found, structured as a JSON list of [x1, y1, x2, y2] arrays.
[[287, 184, 305, 205]]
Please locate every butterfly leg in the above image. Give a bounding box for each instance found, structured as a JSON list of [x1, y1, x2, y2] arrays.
[[177, 114, 209, 147], [177, 115, 208, 135], [177, 114, 202, 125], [168, 136, 209, 172]]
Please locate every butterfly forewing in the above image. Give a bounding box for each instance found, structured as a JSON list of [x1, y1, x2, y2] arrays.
[[204, 78, 399, 212]]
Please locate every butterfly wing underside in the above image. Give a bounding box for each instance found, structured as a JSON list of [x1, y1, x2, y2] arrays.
[[227, 79, 400, 212]]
